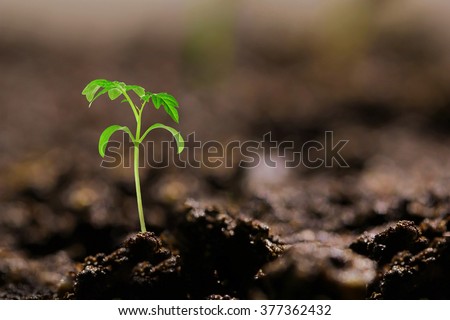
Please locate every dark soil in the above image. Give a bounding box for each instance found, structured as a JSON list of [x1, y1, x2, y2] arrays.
[[61, 204, 283, 299], [2, 161, 450, 299]]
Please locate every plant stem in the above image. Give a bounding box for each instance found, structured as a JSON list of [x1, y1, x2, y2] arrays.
[[134, 143, 146, 232], [122, 91, 140, 123], [133, 103, 146, 233]]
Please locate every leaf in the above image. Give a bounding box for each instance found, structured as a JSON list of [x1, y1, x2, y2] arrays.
[[151, 95, 162, 109], [82, 80, 103, 102], [108, 88, 122, 100], [126, 85, 146, 98], [142, 92, 153, 103], [82, 83, 100, 102], [98, 125, 134, 157], [113, 81, 126, 91], [151, 93, 180, 123], [163, 105, 179, 123], [151, 93, 179, 109], [88, 88, 108, 107], [140, 123, 184, 154], [82, 79, 113, 106]]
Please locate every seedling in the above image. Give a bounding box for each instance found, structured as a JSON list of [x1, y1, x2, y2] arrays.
[[82, 79, 184, 232]]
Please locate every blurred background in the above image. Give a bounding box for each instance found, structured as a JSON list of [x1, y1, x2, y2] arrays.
[[1, 0, 450, 256]]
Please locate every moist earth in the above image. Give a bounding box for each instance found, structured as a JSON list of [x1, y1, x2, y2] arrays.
[[1, 163, 450, 299]]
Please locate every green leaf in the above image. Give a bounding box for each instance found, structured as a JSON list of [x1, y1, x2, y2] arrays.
[[163, 105, 179, 123], [142, 92, 153, 103], [82, 79, 114, 106], [151, 93, 179, 109], [108, 88, 122, 100], [88, 88, 108, 107], [126, 85, 146, 98], [113, 81, 126, 91], [98, 125, 134, 157], [140, 123, 184, 154], [82, 83, 100, 102], [82, 80, 104, 102], [151, 95, 162, 109], [150, 93, 180, 123]]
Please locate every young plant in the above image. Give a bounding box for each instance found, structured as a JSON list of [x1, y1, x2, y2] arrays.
[[82, 79, 184, 233]]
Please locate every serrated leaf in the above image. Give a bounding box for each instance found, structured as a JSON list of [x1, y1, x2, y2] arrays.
[[140, 123, 184, 154], [160, 93, 179, 108], [151, 93, 179, 109], [98, 125, 134, 157], [108, 88, 122, 100], [163, 105, 179, 123], [151, 95, 162, 109]]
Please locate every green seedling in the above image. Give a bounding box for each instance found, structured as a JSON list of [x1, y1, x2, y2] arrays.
[[82, 79, 184, 232]]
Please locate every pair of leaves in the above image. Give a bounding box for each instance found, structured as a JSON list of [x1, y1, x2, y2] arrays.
[[98, 124, 184, 157], [82, 79, 146, 107], [83, 79, 183, 156], [82, 79, 180, 123]]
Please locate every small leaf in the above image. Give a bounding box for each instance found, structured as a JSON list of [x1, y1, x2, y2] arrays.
[[98, 125, 134, 157], [150, 93, 180, 123], [142, 92, 153, 103], [151, 95, 162, 109], [82, 79, 113, 105], [88, 88, 109, 107], [82, 81, 103, 102], [126, 85, 146, 98], [163, 105, 179, 123], [82, 84, 100, 102], [159, 93, 179, 108], [113, 81, 126, 91], [152, 93, 179, 109], [140, 123, 184, 154], [108, 88, 122, 100]]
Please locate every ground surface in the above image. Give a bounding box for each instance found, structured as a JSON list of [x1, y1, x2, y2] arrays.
[[1, 108, 450, 299]]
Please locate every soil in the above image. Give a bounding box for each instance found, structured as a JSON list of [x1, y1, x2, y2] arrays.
[[1, 157, 450, 299]]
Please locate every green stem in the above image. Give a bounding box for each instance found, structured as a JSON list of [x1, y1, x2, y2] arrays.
[[133, 101, 146, 233], [134, 143, 146, 232], [122, 91, 140, 123]]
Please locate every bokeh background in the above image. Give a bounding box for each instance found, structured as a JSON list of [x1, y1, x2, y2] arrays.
[[1, 0, 450, 254]]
